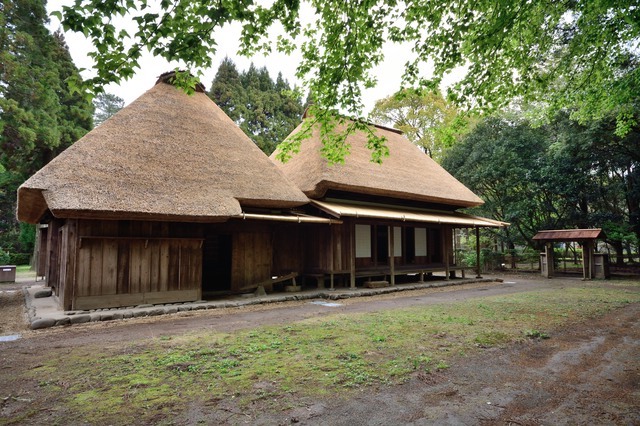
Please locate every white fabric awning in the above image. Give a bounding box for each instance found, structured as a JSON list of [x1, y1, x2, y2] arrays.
[[311, 200, 507, 228]]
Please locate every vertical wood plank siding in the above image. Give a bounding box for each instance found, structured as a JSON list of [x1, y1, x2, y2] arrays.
[[73, 220, 203, 309], [232, 232, 272, 292]]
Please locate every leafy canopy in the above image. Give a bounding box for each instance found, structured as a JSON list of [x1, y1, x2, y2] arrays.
[[369, 88, 471, 162], [442, 110, 640, 255], [54, 0, 639, 161]]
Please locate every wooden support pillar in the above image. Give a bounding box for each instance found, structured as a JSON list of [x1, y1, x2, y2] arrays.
[[582, 241, 593, 280], [349, 220, 356, 289], [329, 226, 334, 290], [64, 219, 78, 311], [443, 226, 450, 280], [389, 225, 395, 285], [544, 242, 555, 278], [475, 226, 482, 278]]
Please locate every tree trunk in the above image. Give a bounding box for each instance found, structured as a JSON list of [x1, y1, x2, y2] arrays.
[[610, 240, 625, 266]]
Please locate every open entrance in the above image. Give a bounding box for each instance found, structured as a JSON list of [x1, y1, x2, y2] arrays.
[[202, 234, 232, 296], [375, 225, 389, 265]]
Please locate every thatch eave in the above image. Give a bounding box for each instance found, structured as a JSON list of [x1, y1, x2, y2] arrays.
[[307, 180, 484, 208], [48, 209, 233, 223], [16, 187, 49, 224]]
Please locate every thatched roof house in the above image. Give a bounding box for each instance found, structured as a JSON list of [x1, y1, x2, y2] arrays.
[[17, 73, 504, 311], [18, 73, 308, 225], [270, 117, 483, 209]]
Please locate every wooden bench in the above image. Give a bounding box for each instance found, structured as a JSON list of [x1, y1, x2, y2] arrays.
[[255, 272, 299, 293]]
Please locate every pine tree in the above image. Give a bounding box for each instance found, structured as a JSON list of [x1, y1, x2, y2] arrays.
[[208, 59, 304, 155], [93, 92, 124, 126], [0, 0, 93, 258], [208, 57, 246, 122]]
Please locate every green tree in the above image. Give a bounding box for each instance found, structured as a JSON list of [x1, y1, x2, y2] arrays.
[[209, 57, 245, 122], [442, 116, 552, 250], [208, 59, 305, 155], [443, 110, 640, 261], [369, 89, 469, 161], [93, 92, 124, 126], [0, 0, 93, 258], [55, 1, 639, 162]]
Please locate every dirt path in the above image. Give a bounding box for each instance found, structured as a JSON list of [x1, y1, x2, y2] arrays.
[[1, 274, 638, 424]]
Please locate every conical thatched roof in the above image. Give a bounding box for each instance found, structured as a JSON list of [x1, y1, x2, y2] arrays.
[[18, 74, 308, 224], [270, 118, 484, 208]]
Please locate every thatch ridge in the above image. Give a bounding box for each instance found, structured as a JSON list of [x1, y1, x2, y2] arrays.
[[18, 80, 308, 223], [271, 119, 484, 208]]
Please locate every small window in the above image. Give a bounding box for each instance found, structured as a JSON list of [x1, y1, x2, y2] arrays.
[[355, 224, 371, 258], [393, 226, 402, 257], [415, 227, 427, 256]]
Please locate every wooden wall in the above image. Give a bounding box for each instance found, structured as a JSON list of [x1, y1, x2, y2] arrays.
[[231, 232, 272, 292], [46, 218, 316, 309], [304, 222, 350, 273], [271, 224, 305, 276], [304, 220, 453, 275], [42, 216, 453, 311], [72, 220, 203, 309]]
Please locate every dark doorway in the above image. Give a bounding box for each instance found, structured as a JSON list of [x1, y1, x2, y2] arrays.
[[405, 227, 416, 263], [375, 225, 389, 265], [202, 234, 232, 295]]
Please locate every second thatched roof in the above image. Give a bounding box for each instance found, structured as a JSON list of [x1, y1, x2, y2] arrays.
[[271, 117, 484, 208], [17, 74, 308, 224]]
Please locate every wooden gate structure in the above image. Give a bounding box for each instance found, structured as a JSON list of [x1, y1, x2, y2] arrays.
[[533, 229, 608, 279]]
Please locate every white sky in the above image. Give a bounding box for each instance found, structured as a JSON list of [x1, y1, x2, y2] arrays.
[[46, 3, 457, 115]]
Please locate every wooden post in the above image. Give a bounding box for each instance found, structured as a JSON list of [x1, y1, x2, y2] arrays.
[[475, 226, 482, 278], [582, 240, 593, 280], [389, 225, 395, 285], [329, 225, 334, 290], [349, 220, 356, 289], [64, 219, 78, 311], [544, 243, 555, 278], [443, 226, 450, 280]]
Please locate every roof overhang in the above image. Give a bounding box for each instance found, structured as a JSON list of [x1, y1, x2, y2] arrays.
[[532, 228, 606, 242], [311, 200, 507, 228]]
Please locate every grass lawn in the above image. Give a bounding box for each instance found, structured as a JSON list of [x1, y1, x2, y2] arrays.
[[15, 265, 32, 275], [12, 280, 640, 424]]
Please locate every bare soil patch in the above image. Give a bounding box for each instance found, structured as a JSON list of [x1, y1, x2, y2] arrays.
[[0, 290, 28, 336]]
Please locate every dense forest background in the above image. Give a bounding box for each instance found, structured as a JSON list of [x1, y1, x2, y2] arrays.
[[1, 1, 638, 267]]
